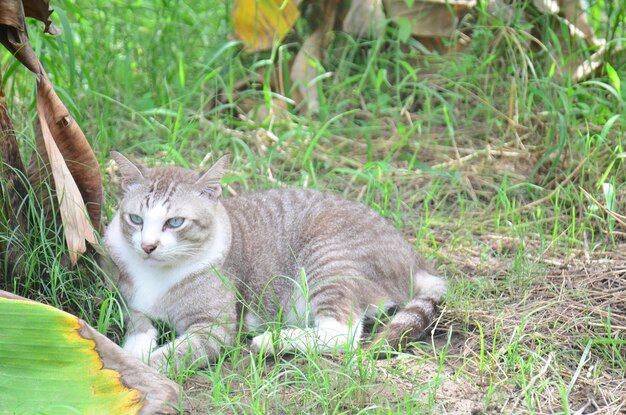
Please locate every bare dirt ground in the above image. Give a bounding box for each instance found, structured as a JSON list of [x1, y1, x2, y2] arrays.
[[433, 243, 626, 414]]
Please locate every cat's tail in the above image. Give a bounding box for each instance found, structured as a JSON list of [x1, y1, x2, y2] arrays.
[[373, 271, 447, 350]]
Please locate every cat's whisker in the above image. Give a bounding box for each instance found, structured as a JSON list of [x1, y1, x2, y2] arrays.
[[167, 250, 201, 258]]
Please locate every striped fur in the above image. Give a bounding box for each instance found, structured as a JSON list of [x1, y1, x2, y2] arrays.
[[105, 152, 447, 372]]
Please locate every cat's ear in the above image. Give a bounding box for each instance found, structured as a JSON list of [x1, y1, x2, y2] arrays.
[[196, 153, 229, 199], [110, 151, 146, 191]]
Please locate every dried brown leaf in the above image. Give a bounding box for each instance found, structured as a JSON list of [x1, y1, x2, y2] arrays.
[[342, 0, 386, 38], [0, 0, 23, 27], [232, 0, 300, 52], [0, 0, 42, 72], [34, 72, 102, 232], [533, 0, 560, 14], [556, 0, 602, 45], [290, 29, 323, 114], [572, 44, 625, 82], [532, 0, 606, 81], [22, 0, 60, 34], [36, 76, 96, 265], [532, 0, 599, 45], [290, 0, 338, 114], [383, 0, 476, 38], [1, 0, 102, 266], [0, 0, 59, 34]]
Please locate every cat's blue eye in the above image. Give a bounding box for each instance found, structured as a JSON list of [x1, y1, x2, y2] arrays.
[[165, 217, 184, 229], [128, 214, 143, 226]]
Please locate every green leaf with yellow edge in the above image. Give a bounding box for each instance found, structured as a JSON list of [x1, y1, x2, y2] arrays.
[[0, 292, 179, 414], [0, 297, 142, 414], [232, 0, 300, 52]]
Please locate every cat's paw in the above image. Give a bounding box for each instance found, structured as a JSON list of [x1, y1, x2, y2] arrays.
[[250, 331, 276, 355], [146, 348, 169, 373], [147, 343, 199, 374], [123, 331, 156, 360], [251, 328, 320, 355]]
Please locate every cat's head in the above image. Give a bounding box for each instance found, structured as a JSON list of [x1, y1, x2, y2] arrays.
[[110, 152, 229, 264]]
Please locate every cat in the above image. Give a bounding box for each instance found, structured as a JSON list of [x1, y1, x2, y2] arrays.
[[104, 151, 447, 372]]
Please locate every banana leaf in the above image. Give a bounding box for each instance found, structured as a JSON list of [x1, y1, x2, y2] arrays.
[[0, 290, 179, 414]]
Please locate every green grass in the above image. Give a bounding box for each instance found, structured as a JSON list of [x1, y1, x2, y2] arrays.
[[1, 0, 625, 413]]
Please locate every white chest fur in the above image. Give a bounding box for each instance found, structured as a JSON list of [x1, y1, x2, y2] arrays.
[[124, 260, 197, 316], [105, 210, 231, 317]]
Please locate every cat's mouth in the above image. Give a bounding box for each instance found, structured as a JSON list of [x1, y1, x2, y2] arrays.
[[140, 252, 165, 263], [145, 255, 164, 261]]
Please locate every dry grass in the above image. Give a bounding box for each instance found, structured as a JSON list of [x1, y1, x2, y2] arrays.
[[442, 252, 626, 413]]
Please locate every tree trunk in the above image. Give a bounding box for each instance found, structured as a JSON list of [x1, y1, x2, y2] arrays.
[[0, 83, 27, 284]]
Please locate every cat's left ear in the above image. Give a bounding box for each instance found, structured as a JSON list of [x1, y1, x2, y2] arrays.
[[196, 153, 230, 199], [111, 151, 146, 191]]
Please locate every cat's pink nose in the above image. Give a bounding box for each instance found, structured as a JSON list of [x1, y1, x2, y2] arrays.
[[142, 243, 158, 254]]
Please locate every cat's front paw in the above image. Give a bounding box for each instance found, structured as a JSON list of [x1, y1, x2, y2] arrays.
[[250, 331, 277, 355], [147, 344, 196, 374], [146, 348, 169, 373], [123, 331, 156, 360]]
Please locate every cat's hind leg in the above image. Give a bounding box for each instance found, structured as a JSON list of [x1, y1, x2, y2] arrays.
[[250, 315, 363, 355], [251, 275, 365, 355]]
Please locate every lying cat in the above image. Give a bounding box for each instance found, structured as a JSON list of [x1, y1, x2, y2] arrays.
[[104, 152, 447, 372]]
